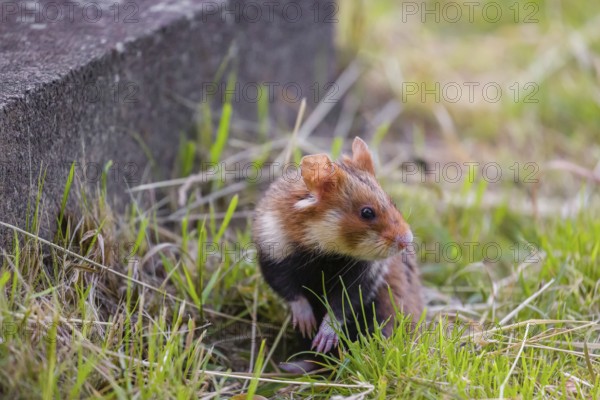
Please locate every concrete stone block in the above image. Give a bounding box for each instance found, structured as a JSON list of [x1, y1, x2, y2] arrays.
[[0, 0, 336, 245]]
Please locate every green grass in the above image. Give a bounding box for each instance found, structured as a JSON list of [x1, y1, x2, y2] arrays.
[[1, 135, 598, 399], [1, 0, 600, 398]]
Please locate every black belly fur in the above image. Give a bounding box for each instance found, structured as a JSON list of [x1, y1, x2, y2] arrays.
[[258, 245, 384, 340]]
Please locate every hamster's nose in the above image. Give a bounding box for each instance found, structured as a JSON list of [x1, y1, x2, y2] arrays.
[[395, 231, 413, 249]]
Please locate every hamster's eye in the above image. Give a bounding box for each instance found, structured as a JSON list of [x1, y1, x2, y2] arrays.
[[360, 207, 376, 220]]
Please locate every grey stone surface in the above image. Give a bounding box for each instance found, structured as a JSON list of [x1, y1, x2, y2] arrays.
[[0, 0, 335, 245]]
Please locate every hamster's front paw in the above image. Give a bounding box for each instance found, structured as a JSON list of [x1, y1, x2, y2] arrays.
[[289, 297, 316, 338], [311, 315, 339, 353]]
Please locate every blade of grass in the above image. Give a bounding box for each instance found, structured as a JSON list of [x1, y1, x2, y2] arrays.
[[214, 194, 238, 244], [58, 162, 76, 235]]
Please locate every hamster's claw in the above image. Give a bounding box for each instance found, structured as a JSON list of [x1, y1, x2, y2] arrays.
[[290, 297, 316, 338], [311, 316, 339, 354]]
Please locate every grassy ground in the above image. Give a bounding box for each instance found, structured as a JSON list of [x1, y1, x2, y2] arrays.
[[2, 0, 600, 398]]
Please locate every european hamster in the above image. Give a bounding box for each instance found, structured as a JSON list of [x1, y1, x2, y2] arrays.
[[253, 137, 423, 371]]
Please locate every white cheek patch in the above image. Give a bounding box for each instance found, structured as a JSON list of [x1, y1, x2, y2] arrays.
[[256, 211, 290, 261], [304, 210, 344, 253]]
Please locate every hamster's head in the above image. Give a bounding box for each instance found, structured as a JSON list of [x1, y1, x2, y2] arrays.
[[296, 137, 413, 260]]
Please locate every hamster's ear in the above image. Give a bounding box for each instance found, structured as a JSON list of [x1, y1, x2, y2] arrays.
[[352, 137, 375, 175], [301, 154, 339, 195]]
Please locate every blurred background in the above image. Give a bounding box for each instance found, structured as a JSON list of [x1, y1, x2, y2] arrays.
[[336, 0, 599, 193]]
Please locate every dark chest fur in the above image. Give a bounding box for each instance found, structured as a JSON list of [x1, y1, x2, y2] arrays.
[[258, 246, 384, 315]]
